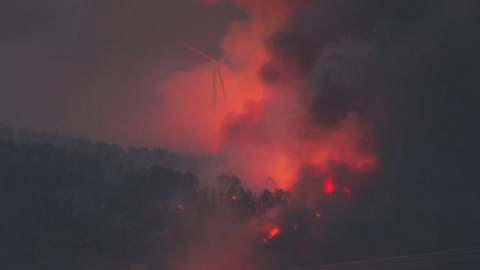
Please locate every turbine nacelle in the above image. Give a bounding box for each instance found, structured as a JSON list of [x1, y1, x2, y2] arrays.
[[179, 41, 234, 109]]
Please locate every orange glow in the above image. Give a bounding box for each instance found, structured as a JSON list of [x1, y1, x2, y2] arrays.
[[153, 0, 283, 154], [152, 0, 377, 193], [268, 227, 280, 238], [153, 1, 381, 270], [323, 178, 335, 194], [263, 226, 280, 242]]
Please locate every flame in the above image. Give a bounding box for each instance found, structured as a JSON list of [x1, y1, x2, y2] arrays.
[[152, 0, 377, 195], [323, 178, 335, 194], [263, 226, 280, 243], [155, 2, 385, 270], [158, 1, 382, 270]]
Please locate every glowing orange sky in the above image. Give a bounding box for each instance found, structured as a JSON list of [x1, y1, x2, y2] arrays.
[[154, 0, 376, 191]]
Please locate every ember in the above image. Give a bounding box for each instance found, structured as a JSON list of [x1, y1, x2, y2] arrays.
[[263, 226, 280, 243], [324, 178, 335, 194]]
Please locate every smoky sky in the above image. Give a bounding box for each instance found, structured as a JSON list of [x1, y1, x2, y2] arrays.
[[0, 0, 245, 146], [255, 0, 480, 265], [262, 0, 480, 201], [1, 0, 478, 203], [1, 0, 480, 269]]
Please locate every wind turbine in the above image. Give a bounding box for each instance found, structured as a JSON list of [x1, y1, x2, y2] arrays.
[[179, 41, 234, 109]]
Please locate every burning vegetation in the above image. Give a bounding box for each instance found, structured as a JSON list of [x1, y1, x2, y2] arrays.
[[2, 0, 479, 268]]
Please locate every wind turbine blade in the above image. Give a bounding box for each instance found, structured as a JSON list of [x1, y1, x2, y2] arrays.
[[212, 65, 217, 109], [217, 65, 227, 107], [178, 41, 216, 63], [219, 47, 235, 64]]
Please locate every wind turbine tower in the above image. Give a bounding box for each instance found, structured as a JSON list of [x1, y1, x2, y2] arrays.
[[179, 41, 234, 109]]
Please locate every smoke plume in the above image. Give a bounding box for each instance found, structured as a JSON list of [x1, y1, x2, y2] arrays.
[[2, 0, 479, 269], [160, 0, 480, 269], [154, 0, 377, 194]]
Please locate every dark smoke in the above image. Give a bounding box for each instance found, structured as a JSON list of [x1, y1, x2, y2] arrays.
[[1, 0, 480, 269], [256, 0, 480, 267], [260, 0, 437, 128]]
